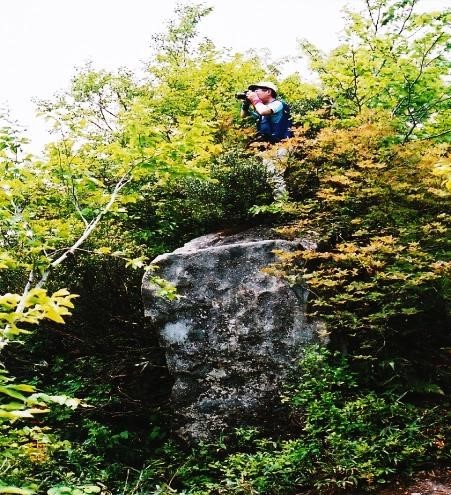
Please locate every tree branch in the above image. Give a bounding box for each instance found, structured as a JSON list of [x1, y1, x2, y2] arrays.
[[35, 172, 132, 289]]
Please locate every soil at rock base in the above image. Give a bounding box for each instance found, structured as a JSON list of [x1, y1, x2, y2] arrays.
[[374, 468, 451, 495], [297, 467, 451, 495]]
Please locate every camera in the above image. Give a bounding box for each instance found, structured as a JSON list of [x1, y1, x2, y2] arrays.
[[235, 91, 248, 100]]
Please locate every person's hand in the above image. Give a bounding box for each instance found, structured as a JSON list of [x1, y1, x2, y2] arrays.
[[246, 91, 261, 106]]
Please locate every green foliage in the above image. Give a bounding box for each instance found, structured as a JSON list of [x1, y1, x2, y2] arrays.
[[281, 346, 449, 492], [99, 347, 446, 495], [433, 158, 451, 191], [273, 111, 450, 397], [299, 0, 451, 141], [133, 149, 274, 250], [1, 1, 450, 494], [47, 486, 102, 495], [149, 3, 214, 68]]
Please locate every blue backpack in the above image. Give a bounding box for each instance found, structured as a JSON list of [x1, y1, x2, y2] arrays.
[[256, 101, 293, 144]]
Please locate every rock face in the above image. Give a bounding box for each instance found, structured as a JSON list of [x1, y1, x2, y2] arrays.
[[142, 228, 318, 442]]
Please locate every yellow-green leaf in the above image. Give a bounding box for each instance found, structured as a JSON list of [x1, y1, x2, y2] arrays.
[[44, 308, 66, 324], [0, 487, 35, 495]]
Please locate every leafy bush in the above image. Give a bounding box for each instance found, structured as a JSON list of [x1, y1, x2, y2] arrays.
[[277, 112, 450, 392], [129, 346, 448, 494], [1, 2, 449, 493], [282, 346, 449, 492], [130, 149, 274, 253]]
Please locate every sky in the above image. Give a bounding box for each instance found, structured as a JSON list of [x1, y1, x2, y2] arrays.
[[1, 0, 448, 154]]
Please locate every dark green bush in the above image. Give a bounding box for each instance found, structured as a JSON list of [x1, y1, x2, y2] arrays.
[[127, 148, 274, 254]]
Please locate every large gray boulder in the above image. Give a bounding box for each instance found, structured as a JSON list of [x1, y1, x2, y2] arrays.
[[142, 228, 319, 442]]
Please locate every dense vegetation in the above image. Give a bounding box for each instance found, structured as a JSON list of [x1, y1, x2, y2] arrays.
[[0, 1, 449, 493]]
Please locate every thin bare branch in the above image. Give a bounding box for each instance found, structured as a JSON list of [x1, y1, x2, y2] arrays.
[[35, 171, 132, 289]]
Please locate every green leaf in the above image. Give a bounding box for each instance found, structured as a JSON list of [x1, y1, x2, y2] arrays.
[[0, 488, 35, 495], [11, 384, 35, 393], [0, 386, 27, 401]]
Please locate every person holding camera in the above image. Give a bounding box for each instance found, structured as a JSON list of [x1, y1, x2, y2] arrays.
[[238, 81, 292, 144], [238, 81, 293, 201]]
